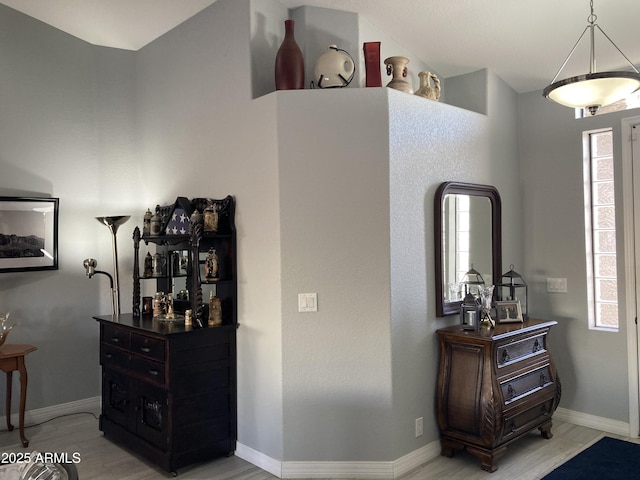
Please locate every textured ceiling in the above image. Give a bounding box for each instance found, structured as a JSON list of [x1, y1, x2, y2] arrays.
[[1, 0, 639, 94]]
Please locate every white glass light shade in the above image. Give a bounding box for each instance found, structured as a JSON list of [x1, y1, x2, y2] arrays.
[[544, 71, 640, 109]]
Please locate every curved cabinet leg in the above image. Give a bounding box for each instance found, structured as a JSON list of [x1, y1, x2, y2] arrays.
[[467, 445, 507, 473], [539, 420, 554, 439]]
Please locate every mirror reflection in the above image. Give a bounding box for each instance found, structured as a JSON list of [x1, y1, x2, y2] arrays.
[[435, 182, 502, 317], [442, 194, 492, 301]]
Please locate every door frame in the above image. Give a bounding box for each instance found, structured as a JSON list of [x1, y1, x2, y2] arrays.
[[622, 115, 640, 438]]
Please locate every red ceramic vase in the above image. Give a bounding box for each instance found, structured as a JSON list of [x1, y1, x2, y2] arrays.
[[275, 20, 305, 90]]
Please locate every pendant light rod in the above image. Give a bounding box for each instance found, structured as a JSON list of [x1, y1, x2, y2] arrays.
[[549, 1, 639, 85]]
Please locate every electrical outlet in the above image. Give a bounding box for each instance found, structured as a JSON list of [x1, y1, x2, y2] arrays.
[[415, 417, 423, 437]]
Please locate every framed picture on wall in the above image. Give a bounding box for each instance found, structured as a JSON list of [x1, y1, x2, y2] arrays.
[[495, 300, 523, 323], [0, 197, 59, 273]]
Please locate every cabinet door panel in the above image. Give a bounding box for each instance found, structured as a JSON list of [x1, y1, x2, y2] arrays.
[[102, 369, 131, 429], [135, 383, 168, 449]]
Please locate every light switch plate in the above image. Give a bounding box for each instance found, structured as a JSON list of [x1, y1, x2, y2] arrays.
[[547, 278, 568, 293], [298, 293, 318, 312]]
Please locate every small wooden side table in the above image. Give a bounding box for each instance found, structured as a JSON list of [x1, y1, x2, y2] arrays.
[[0, 344, 37, 447]]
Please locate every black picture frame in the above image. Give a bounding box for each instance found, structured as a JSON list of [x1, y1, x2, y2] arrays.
[[0, 197, 59, 273], [495, 300, 523, 323]]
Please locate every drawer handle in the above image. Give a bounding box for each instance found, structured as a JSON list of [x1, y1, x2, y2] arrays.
[[533, 338, 541, 352], [540, 373, 548, 387], [501, 349, 510, 364], [510, 420, 517, 433], [104, 353, 113, 359], [542, 404, 549, 416], [140, 347, 151, 353], [148, 369, 159, 376], [110, 337, 120, 343], [507, 384, 517, 400]]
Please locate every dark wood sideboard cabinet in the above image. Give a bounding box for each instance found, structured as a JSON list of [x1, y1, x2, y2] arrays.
[[436, 318, 561, 472], [95, 314, 236, 474], [94, 194, 238, 474]]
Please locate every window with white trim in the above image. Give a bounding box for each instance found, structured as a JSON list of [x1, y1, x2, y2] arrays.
[[583, 128, 618, 330]]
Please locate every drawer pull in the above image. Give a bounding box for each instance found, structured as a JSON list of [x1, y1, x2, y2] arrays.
[[540, 373, 548, 387], [507, 384, 517, 400], [501, 349, 510, 364], [510, 420, 517, 433], [104, 353, 113, 359], [542, 404, 549, 416], [140, 347, 151, 353], [110, 337, 120, 343], [148, 369, 159, 376], [533, 338, 541, 352]]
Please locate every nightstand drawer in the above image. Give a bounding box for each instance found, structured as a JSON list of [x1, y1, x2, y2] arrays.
[[102, 324, 130, 350], [497, 333, 546, 367], [131, 333, 165, 362], [503, 399, 554, 440], [500, 364, 552, 404]]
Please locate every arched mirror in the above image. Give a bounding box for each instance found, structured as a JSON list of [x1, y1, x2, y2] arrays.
[[434, 182, 502, 317]]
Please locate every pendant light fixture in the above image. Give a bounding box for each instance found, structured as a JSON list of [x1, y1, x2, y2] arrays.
[[543, 0, 640, 115]]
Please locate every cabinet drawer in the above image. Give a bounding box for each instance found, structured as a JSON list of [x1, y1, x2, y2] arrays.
[[131, 357, 165, 385], [131, 333, 165, 362], [502, 399, 554, 440], [497, 333, 546, 368], [101, 345, 130, 369], [500, 365, 552, 404], [102, 323, 130, 350]]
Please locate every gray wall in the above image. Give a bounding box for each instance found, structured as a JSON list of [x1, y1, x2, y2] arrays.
[[0, 4, 135, 410], [518, 91, 636, 421]]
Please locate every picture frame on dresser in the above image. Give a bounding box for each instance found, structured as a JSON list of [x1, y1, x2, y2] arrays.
[[0, 197, 59, 273], [495, 300, 523, 323]]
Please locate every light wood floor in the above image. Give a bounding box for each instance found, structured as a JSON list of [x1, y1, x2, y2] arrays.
[[0, 411, 632, 479]]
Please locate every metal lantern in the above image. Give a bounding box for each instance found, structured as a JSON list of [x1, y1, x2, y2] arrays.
[[460, 292, 481, 330], [461, 264, 485, 297], [497, 264, 528, 320]]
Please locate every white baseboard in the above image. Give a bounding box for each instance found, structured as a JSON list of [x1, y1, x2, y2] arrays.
[[239, 409, 631, 479], [554, 407, 631, 436], [0, 396, 101, 428], [235, 442, 283, 478], [236, 439, 441, 479]]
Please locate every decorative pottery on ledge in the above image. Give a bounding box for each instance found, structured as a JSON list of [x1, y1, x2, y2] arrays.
[[415, 71, 441, 101], [384, 56, 413, 94], [275, 19, 305, 90]]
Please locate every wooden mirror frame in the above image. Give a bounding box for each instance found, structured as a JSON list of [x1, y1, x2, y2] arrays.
[[434, 182, 502, 317]]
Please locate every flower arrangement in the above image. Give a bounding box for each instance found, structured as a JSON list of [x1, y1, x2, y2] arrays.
[[0, 312, 17, 348]]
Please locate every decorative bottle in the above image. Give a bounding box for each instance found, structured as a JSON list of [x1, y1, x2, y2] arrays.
[[275, 20, 304, 90]]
